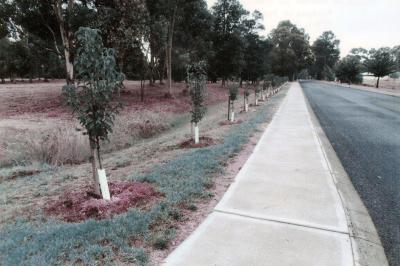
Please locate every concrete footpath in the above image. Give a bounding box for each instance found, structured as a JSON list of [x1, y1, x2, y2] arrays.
[[163, 82, 382, 266]]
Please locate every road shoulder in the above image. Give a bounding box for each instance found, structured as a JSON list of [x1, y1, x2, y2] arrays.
[[320, 80, 400, 97], [303, 85, 389, 266]]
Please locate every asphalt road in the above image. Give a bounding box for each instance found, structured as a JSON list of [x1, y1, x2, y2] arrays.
[[300, 81, 400, 266]]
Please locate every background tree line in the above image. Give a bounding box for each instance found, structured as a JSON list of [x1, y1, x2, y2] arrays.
[[0, 0, 399, 88]]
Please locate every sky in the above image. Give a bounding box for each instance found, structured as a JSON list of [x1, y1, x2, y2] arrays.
[[206, 0, 400, 57]]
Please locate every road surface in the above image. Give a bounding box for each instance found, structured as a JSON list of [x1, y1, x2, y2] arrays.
[[301, 81, 400, 265]]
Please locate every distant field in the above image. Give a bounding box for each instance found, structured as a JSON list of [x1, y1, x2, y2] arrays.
[[0, 80, 229, 167], [362, 76, 400, 90]]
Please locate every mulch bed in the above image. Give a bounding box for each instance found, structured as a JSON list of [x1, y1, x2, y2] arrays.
[[45, 181, 160, 222], [219, 119, 243, 126], [178, 136, 217, 149]]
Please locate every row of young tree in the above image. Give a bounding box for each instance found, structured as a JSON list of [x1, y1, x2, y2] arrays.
[[3, 0, 398, 88], [59, 26, 287, 199]]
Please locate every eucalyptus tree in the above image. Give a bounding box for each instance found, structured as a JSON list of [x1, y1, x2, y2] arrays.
[[311, 31, 340, 80], [270, 20, 313, 80], [241, 11, 271, 84], [335, 55, 362, 85], [95, 0, 149, 74], [6, 0, 95, 84], [210, 0, 248, 86], [63, 27, 124, 198], [393, 45, 400, 70], [365, 47, 397, 88]]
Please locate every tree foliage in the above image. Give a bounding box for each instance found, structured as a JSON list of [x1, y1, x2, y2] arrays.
[[364, 47, 397, 87], [311, 31, 340, 80], [63, 27, 124, 168], [335, 55, 362, 84], [210, 0, 248, 84], [187, 61, 207, 124], [269, 20, 313, 81]]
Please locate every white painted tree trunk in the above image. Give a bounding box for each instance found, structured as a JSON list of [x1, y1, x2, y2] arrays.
[[194, 124, 199, 144], [245, 103, 249, 112], [262, 93, 265, 101], [97, 169, 111, 200], [255, 98, 258, 106], [230, 111, 235, 122]]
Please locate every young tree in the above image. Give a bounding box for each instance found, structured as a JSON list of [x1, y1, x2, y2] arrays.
[[311, 31, 340, 80], [365, 47, 397, 88], [243, 87, 250, 112], [335, 55, 362, 85], [187, 61, 207, 144], [261, 81, 268, 100], [227, 82, 239, 121], [254, 85, 260, 105], [63, 27, 124, 198]]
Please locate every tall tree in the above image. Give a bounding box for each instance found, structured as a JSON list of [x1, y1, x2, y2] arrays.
[[95, 0, 149, 74], [365, 47, 397, 88], [270, 20, 313, 81], [7, 0, 95, 83], [241, 10, 270, 83], [171, 0, 213, 82], [311, 31, 340, 80], [392, 45, 400, 71], [210, 0, 248, 86], [335, 55, 362, 84]]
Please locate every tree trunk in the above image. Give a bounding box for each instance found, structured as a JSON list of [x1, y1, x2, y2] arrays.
[[166, 5, 177, 96], [140, 79, 145, 102], [54, 0, 74, 84], [376, 77, 380, 88], [90, 140, 101, 196], [227, 99, 231, 120], [149, 53, 155, 85]]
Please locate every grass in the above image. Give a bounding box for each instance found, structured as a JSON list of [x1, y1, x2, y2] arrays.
[[0, 85, 287, 265], [0, 110, 175, 168]]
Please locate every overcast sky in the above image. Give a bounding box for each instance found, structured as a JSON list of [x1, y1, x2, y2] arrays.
[[206, 0, 400, 57]]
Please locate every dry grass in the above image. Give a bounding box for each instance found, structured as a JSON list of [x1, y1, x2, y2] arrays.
[[362, 76, 400, 90], [0, 110, 172, 167], [0, 126, 89, 167], [105, 110, 172, 152]]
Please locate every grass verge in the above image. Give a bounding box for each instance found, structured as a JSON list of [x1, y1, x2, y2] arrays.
[[0, 86, 288, 265]]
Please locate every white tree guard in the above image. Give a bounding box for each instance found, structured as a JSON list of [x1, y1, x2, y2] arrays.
[[98, 169, 111, 200], [194, 125, 199, 144]]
